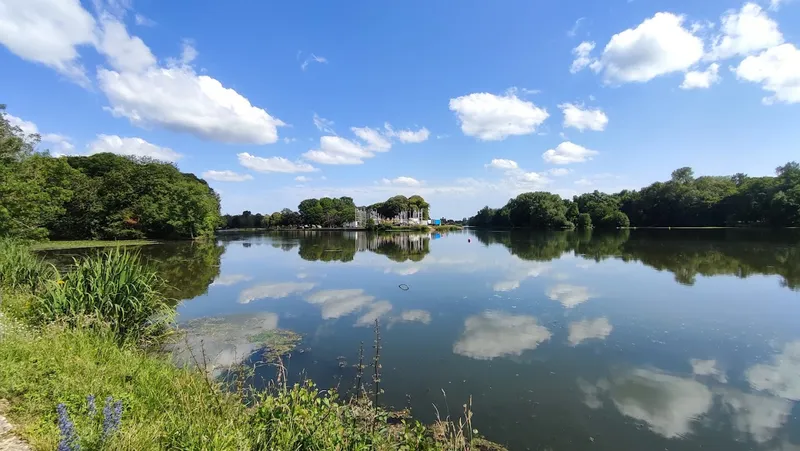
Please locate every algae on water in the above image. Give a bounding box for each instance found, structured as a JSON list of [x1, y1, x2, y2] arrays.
[[247, 329, 302, 362], [172, 312, 303, 375]]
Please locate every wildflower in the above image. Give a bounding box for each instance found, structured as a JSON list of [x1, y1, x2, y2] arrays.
[[86, 395, 96, 417], [102, 396, 122, 440], [57, 280, 65, 285], [56, 404, 79, 451]]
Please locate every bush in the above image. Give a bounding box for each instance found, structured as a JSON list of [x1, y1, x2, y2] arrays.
[[30, 248, 175, 344], [599, 211, 630, 229], [576, 213, 593, 229]]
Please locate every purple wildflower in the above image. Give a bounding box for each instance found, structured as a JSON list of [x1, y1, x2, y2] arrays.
[[102, 396, 122, 440], [56, 404, 80, 451], [86, 395, 96, 417]]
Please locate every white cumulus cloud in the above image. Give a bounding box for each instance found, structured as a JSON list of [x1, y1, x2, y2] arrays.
[[707, 3, 783, 61], [542, 142, 598, 164], [202, 170, 253, 182], [681, 63, 721, 89], [559, 103, 608, 132], [485, 159, 519, 170], [303, 135, 374, 165], [589, 12, 704, 83], [570, 41, 598, 74], [384, 123, 430, 143], [0, 0, 96, 85], [96, 15, 156, 73], [381, 176, 421, 187], [351, 126, 392, 151], [449, 91, 549, 141], [735, 44, 800, 104], [238, 153, 317, 173], [88, 134, 182, 162], [99, 63, 286, 144]]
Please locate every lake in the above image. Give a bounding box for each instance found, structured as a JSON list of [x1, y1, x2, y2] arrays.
[[48, 229, 800, 450]]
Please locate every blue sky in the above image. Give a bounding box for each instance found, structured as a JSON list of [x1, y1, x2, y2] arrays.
[[2, 0, 799, 218]]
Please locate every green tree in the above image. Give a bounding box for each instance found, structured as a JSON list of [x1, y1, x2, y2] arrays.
[[298, 199, 324, 225], [576, 213, 592, 229], [507, 192, 571, 228], [377, 195, 410, 218]]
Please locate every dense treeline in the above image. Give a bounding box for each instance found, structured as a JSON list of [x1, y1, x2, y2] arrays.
[[469, 164, 800, 229], [221, 195, 431, 229], [0, 106, 222, 240]]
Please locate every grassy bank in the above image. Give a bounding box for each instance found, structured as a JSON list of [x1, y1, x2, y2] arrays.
[[30, 240, 158, 251], [0, 240, 505, 450], [432, 225, 463, 232]]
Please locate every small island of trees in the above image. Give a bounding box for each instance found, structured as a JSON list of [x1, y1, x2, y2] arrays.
[[222, 194, 432, 230]]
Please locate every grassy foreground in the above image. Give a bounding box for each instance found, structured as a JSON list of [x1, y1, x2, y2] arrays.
[[0, 240, 505, 450]]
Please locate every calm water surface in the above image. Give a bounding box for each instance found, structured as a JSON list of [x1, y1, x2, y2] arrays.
[[55, 229, 800, 450]]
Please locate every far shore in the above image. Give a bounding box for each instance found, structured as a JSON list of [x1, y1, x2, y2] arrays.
[[30, 240, 159, 251]]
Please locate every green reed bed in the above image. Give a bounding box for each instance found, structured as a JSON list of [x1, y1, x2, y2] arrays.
[[0, 239, 55, 293], [29, 248, 174, 345]]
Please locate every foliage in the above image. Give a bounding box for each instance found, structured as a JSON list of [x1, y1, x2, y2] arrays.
[[0, 107, 222, 241], [469, 162, 800, 228], [0, 239, 56, 293], [0, 318, 251, 450], [576, 213, 592, 229], [222, 210, 265, 229], [223, 195, 431, 230], [369, 195, 431, 220], [30, 240, 157, 251], [55, 395, 123, 451], [298, 196, 357, 227], [599, 210, 630, 229], [30, 248, 175, 344]]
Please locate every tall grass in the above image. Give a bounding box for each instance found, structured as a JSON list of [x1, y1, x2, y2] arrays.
[[30, 248, 175, 345], [0, 238, 56, 292], [0, 319, 250, 450]]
